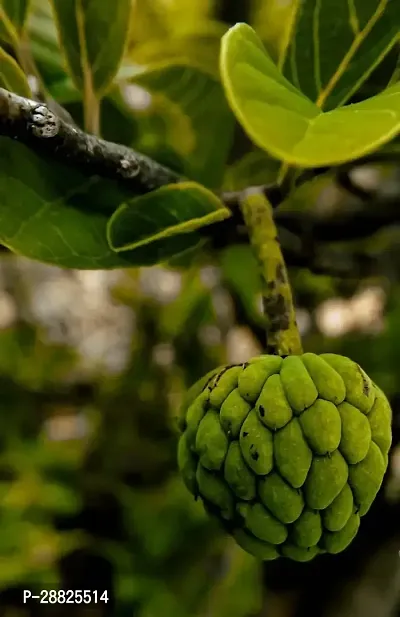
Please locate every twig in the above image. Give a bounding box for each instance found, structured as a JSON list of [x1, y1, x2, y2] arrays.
[[0, 87, 180, 193], [1, 87, 399, 230], [238, 187, 303, 356], [0, 88, 326, 207]]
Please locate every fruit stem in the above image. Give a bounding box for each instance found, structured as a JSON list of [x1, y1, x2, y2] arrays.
[[239, 188, 303, 356]]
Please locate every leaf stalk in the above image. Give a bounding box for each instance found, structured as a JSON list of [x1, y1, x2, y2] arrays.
[[238, 188, 303, 356]]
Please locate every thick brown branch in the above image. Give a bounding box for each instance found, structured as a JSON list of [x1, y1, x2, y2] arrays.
[[0, 87, 180, 193]]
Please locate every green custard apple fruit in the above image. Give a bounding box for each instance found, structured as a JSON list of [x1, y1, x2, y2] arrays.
[[177, 353, 392, 561]]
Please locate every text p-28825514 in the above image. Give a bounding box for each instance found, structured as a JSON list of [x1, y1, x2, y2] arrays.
[[23, 590, 109, 604]]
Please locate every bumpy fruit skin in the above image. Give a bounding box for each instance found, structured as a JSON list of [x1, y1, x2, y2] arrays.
[[177, 353, 392, 561]]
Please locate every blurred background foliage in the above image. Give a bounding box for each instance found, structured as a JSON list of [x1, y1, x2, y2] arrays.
[[0, 0, 400, 616]]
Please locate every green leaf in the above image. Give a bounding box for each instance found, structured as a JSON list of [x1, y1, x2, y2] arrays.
[[223, 150, 280, 191], [0, 138, 208, 269], [349, 44, 400, 102], [130, 27, 224, 80], [50, 0, 132, 95], [220, 245, 263, 326], [106, 182, 230, 253], [283, 0, 400, 110], [220, 23, 400, 168], [130, 64, 235, 188], [252, 0, 299, 65], [27, 0, 68, 87], [0, 4, 19, 47], [0, 46, 31, 96], [1, 0, 31, 32]]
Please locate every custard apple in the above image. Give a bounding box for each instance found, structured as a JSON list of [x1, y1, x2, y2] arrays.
[[177, 353, 392, 561]]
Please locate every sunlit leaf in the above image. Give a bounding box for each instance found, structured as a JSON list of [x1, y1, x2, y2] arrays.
[[220, 23, 400, 167], [129, 25, 225, 79], [283, 0, 400, 110], [0, 45, 31, 96], [129, 0, 216, 49], [50, 0, 132, 95], [252, 0, 299, 65], [106, 182, 230, 253]]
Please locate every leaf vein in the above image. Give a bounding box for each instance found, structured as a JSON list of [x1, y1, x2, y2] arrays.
[[313, 0, 322, 95], [347, 0, 360, 35], [316, 0, 389, 108]]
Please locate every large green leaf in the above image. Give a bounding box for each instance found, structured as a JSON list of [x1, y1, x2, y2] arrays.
[[106, 182, 230, 253], [220, 23, 400, 168], [0, 138, 213, 269], [129, 64, 235, 188], [283, 0, 400, 110], [50, 0, 132, 95], [0, 46, 31, 96]]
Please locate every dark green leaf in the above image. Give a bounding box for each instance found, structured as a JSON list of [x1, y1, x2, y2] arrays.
[[130, 64, 235, 188], [348, 43, 400, 102], [106, 182, 230, 253], [0, 4, 19, 47], [0, 138, 207, 269], [283, 0, 400, 110], [220, 23, 400, 167], [0, 0, 30, 45], [0, 46, 31, 96], [220, 245, 263, 325], [223, 150, 280, 191], [1, 0, 30, 32], [27, 0, 68, 87], [50, 0, 132, 95]]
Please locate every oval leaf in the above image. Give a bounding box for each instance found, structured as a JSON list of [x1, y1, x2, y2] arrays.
[[220, 23, 400, 168], [50, 0, 132, 95], [0, 46, 31, 97], [106, 182, 230, 253], [283, 0, 400, 110], [0, 138, 205, 269]]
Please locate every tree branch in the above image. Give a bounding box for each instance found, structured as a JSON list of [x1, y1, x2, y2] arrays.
[[1, 86, 399, 255], [0, 87, 322, 208], [0, 87, 180, 193]]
